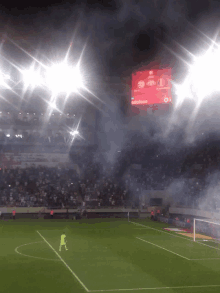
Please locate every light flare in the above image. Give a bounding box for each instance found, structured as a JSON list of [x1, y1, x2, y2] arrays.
[[45, 62, 83, 94]]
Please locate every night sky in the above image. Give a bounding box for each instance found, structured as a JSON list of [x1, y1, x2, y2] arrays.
[[0, 0, 218, 116], [0, 0, 216, 78]]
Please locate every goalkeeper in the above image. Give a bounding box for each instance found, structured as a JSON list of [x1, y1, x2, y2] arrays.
[[59, 232, 68, 251]]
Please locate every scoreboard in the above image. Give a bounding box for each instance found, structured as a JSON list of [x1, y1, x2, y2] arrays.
[[131, 68, 172, 106]]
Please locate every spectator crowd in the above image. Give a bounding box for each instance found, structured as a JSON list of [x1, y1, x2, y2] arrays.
[[0, 161, 134, 209], [0, 130, 220, 212]]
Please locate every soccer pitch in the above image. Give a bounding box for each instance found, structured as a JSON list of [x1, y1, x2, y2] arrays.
[[2, 218, 220, 293]]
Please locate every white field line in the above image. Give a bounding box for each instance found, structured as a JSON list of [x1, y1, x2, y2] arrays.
[[37, 231, 89, 292], [136, 237, 190, 260], [194, 241, 220, 252], [15, 241, 61, 262], [88, 284, 220, 292], [133, 228, 149, 229], [190, 258, 220, 260], [129, 221, 191, 241], [197, 239, 217, 242], [129, 221, 220, 255]]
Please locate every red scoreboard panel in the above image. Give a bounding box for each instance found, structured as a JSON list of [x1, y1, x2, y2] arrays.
[[131, 68, 172, 106]]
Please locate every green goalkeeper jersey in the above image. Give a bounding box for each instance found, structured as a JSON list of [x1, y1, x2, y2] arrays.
[[61, 234, 66, 244]]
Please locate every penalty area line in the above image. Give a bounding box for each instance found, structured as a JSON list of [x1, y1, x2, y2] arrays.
[[190, 258, 220, 260], [136, 237, 190, 260], [36, 230, 89, 292], [88, 284, 220, 292], [129, 221, 220, 253]]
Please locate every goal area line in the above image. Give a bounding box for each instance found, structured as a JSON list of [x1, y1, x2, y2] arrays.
[[130, 220, 220, 258], [177, 232, 213, 240], [196, 239, 217, 242]]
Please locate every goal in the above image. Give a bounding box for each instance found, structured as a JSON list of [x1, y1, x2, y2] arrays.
[[193, 218, 220, 242]]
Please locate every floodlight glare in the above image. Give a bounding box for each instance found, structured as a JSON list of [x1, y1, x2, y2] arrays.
[[0, 72, 10, 87], [22, 69, 43, 87], [189, 48, 220, 101], [174, 83, 189, 107], [46, 63, 83, 94], [49, 100, 57, 110], [70, 130, 79, 136]]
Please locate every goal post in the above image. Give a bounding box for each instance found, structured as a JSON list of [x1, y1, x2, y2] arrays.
[[193, 218, 220, 242]]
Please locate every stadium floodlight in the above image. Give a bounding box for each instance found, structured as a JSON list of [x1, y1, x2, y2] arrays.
[[45, 62, 83, 94], [22, 68, 43, 88], [48, 100, 57, 110], [188, 48, 220, 102], [70, 130, 79, 136]]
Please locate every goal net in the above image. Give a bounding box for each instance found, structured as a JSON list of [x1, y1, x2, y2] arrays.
[[193, 218, 220, 244]]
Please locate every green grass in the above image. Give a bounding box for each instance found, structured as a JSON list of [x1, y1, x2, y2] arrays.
[[1, 218, 220, 293]]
